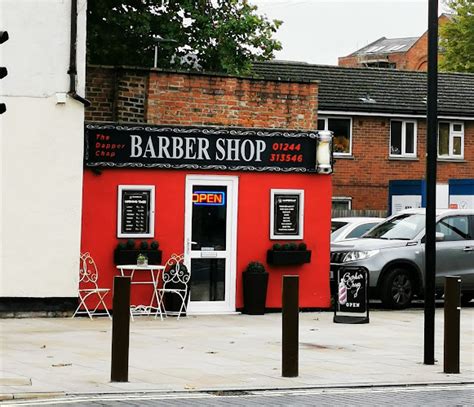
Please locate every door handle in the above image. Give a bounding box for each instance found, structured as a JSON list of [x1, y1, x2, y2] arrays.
[[186, 239, 198, 254], [463, 246, 474, 252]]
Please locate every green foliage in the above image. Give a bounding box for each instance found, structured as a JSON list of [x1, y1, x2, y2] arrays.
[[150, 240, 160, 250], [139, 241, 149, 250], [282, 243, 291, 251], [440, 0, 474, 73], [288, 243, 297, 251], [272, 243, 282, 251], [87, 0, 282, 75], [126, 239, 135, 249], [117, 242, 127, 250], [298, 242, 307, 251], [245, 261, 266, 273]]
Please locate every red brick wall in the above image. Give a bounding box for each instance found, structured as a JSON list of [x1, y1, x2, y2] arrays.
[[333, 117, 474, 209], [86, 66, 318, 131], [146, 72, 317, 130]]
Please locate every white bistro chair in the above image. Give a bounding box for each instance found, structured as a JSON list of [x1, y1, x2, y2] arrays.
[[156, 253, 190, 320], [73, 252, 111, 319]]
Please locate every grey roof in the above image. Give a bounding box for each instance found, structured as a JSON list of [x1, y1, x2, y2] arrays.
[[252, 61, 474, 118], [347, 37, 419, 57]]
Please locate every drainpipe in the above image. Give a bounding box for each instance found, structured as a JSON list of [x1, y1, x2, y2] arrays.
[[68, 0, 90, 107]]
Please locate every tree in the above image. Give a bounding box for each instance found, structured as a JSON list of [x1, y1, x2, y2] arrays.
[[87, 0, 282, 75], [439, 0, 474, 73]]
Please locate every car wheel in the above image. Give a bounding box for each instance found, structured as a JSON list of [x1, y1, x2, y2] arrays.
[[380, 268, 414, 309]]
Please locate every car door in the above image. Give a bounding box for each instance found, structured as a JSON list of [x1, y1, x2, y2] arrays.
[[435, 214, 474, 289]]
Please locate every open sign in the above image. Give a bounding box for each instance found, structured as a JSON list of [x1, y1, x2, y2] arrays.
[[192, 191, 226, 206]]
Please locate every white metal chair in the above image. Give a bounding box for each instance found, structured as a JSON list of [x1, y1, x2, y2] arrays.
[[73, 252, 111, 319], [156, 253, 190, 320]]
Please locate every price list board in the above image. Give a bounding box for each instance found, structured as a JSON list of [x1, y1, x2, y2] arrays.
[[270, 190, 304, 239], [117, 186, 155, 238]]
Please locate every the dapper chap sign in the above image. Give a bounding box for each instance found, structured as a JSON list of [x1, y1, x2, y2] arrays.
[[85, 124, 320, 173]]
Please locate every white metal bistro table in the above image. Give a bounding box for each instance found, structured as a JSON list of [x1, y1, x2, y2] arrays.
[[116, 264, 165, 320]]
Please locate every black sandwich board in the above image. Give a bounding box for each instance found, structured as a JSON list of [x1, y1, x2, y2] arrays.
[[333, 267, 369, 324]]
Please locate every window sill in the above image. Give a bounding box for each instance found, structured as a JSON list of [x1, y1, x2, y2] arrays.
[[388, 156, 419, 161], [437, 158, 466, 163], [334, 155, 354, 160]]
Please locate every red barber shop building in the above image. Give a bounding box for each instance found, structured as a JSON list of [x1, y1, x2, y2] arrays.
[[80, 67, 333, 314]]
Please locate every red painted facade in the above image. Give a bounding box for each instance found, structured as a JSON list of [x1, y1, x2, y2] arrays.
[[81, 169, 332, 309]]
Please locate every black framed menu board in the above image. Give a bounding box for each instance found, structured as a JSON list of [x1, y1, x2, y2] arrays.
[[270, 189, 304, 239], [117, 185, 155, 238]]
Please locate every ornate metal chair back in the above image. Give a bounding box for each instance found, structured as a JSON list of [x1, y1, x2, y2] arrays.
[[162, 253, 189, 287], [79, 252, 100, 287]]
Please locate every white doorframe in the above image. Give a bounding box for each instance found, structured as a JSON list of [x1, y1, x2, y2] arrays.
[[184, 175, 238, 314]]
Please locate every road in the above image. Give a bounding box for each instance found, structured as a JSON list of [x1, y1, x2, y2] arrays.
[[5, 384, 473, 406]]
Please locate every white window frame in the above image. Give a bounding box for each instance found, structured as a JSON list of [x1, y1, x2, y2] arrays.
[[270, 189, 304, 240], [389, 119, 417, 158], [332, 197, 352, 210], [438, 121, 464, 159], [117, 185, 155, 238], [318, 116, 353, 156]]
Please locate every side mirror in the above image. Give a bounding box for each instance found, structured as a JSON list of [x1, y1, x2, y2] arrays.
[[436, 232, 445, 242]]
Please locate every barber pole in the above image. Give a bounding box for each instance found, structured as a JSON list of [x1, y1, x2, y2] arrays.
[[338, 280, 347, 305]]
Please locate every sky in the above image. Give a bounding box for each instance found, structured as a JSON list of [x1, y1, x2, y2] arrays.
[[250, 0, 447, 66]]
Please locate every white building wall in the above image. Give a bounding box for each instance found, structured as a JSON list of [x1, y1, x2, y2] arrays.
[[0, 0, 87, 297]]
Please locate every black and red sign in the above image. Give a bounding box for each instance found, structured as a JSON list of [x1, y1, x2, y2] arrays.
[[85, 123, 319, 173]]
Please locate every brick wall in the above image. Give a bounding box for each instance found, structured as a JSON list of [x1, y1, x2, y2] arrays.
[[86, 66, 318, 131], [333, 117, 474, 209]]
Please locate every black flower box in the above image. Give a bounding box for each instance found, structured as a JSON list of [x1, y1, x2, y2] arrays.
[[113, 249, 162, 265], [266, 250, 311, 266]]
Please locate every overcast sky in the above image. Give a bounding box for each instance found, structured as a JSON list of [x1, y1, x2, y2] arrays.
[[250, 0, 446, 65]]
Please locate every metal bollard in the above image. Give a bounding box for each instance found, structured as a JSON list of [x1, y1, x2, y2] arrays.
[[282, 275, 299, 377], [444, 276, 461, 374], [111, 276, 131, 382]]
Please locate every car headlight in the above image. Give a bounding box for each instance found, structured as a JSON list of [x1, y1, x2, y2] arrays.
[[342, 250, 379, 263]]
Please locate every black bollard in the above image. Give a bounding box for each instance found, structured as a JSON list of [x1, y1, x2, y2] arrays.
[[282, 275, 299, 377], [111, 276, 131, 382], [444, 276, 461, 374]]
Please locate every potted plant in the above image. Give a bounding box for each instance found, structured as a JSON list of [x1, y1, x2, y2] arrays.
[[113, 239, 162, 265], [267, 242, 311, 266], [242, 261, 269, 315]]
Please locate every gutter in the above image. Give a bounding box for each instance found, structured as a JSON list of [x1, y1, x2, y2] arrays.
[[68, 0, 90, 107]]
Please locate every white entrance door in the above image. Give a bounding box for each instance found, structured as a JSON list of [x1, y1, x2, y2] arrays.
[[184, 175, 238, 314]]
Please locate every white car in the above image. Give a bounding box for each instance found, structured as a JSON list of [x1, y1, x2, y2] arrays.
[[331, 217, 384, 242]]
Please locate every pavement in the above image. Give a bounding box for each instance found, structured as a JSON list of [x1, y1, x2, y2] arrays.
[[0, 308, 473, 403]]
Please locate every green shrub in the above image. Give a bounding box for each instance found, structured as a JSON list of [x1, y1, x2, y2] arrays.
[[272, 243, 282, 251], [298, 242, 307, 251], [282, 243, 291, 251], [117, 242, 127, 250], [245, 261, 266, 273], [126, 239, 135, 249], [150, 240, 160, 250], [288, 243, 297, 251], [139, 241, 149, 250]]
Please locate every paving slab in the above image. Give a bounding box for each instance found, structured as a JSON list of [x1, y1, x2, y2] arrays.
[[0, 309, 473, 401]]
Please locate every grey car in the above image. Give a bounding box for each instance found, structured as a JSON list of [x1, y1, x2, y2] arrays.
[[330, 208, 474, 309]]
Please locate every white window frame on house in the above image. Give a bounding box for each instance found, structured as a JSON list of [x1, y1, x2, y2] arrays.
[[332, 197, 352, 210], [389, 119, 417, 158], [318, 116, 353, 156], [438, 121, 464, 159]]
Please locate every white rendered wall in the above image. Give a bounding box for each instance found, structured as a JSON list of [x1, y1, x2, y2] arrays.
[[0, 0, 87, 297]]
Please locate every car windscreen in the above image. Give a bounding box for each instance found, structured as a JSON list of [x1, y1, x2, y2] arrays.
[[331, 221, 348, 233], [364, 213, 425, 240]]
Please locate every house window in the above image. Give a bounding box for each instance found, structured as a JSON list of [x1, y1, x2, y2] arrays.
[[318, 117, 352, 155], [438, 122, 464, 159], [390, 120, 417, 157], [332, 197, 352, 210]]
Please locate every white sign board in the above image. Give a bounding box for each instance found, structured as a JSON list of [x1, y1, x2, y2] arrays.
[[449, 195, 474, 210], [391, 195, 422, 215]]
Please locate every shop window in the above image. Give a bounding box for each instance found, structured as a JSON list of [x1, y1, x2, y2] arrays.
[[332, 197, 352, 210], [438, 122, 464, 159], [390, 120, 417, 157], [318, 117, 352, 155]]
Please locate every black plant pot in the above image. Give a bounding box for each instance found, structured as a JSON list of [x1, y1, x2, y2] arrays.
[[242, 271, 269, 315], [113, 249, 162, 265], [266, 250, 311, 266]]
